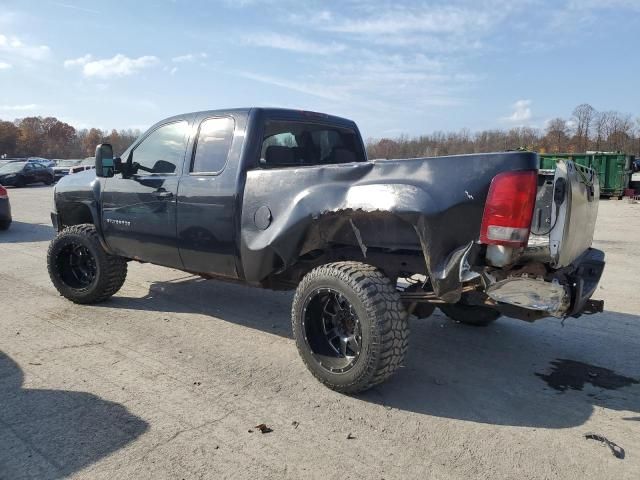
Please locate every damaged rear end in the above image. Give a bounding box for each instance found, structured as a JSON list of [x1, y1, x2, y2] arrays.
[[476, 160, 604, 320], [240, 149, 604, 321]]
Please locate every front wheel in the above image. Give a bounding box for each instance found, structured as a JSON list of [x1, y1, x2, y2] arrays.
[[292, 262, 409, 393], [47, 224, 127, 304], [439, 303, 500, 327]]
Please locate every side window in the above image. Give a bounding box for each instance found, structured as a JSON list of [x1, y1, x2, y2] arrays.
[[259, 120, 365, 168], [131, 121, 188, 175], [191, 117, 234, 174]]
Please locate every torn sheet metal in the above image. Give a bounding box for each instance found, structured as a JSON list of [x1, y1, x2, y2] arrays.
[[349, 219, 367, 258]]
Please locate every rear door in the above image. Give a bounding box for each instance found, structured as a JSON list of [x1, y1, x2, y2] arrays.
[[102, 119, 192, 268], [177, 115, 239, 277], [32, 163, 47, 182]]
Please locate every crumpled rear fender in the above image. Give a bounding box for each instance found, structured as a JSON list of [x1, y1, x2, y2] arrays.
[[240, 153, 538, 300]]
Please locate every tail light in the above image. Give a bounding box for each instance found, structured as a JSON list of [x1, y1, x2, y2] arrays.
[[0, 185, 7, 199], [480, 170, 537, 247]]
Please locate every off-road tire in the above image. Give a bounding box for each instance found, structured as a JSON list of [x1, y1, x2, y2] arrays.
[[0, 219, 11, 230], [439, 303, 500, 327], [292, 262, 409, 393], [47, 224, 127, 304]]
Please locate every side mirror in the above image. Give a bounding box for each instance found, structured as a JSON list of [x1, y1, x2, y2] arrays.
[[95, 143, 114, 178]]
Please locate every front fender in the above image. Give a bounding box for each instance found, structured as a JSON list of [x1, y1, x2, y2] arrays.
[[54, 172, 111, 253]]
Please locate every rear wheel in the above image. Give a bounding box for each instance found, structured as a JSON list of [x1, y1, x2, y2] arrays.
[[0, 219, 11, 230], [439, 303, 500, 327], [47, 224, 127, 304], [45, 175, 54, 185], [292, 262, 409, 393], [14, 177, 25, 188]]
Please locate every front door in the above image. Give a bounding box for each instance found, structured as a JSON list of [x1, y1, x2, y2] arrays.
[[22, 163, 38, 184], [101, 119, 191, 268]]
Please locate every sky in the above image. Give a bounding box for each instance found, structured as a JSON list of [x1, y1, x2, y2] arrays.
[[0, 0, 639, 139]]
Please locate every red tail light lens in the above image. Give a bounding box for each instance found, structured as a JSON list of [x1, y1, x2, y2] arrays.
[[0, 185, 7, 199], [480, 170, 537, 247]]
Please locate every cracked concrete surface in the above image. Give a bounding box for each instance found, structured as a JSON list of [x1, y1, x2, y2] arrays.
[[1, 186, 639, 479]]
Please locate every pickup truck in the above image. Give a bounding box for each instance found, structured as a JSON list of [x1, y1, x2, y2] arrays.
[[47, 108, 605, 393]]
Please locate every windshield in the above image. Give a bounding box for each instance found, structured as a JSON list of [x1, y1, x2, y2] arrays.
[[57, 159, 82, 167], [0, 162, 26, 174]]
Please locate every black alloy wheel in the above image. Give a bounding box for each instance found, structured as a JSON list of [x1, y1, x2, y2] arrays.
[[302, 288, 362, 374], [55, 243, 98, 289]]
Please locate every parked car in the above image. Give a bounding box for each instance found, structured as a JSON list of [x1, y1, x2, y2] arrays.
[[0, 184, 11, 230], [0, 158, 26, 167], [0, 160, 55, 187], [28, 157, 55, 168], [53, 159, 83, 181], [68, 158, 95, 175], [47, 108, 605, 393]]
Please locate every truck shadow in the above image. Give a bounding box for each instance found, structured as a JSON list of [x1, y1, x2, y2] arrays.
[[0, 221, 54, 243], [0, 351, 148, 479], [105, 277, 640, 429], [359, 310, 640, 429]]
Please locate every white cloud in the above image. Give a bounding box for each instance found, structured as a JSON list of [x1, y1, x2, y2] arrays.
[[284, 3, 515, 52], [0, 104, 39, 111], [244, 33, 345, 55], [550, 0, 640, 30], [64, 54, 160, 78], [0, 34, 50, 61], [0, 61, 11, 70], [503, 99, 532, 124], [50, 2, 101, 14], [324, 7, 492, 36], [237, 71, 347, 101], [171, 52, 207, 63], [63, 54, 93, 68]]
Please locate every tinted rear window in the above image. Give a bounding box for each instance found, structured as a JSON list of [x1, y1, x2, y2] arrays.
[[260, 120, 365, 168]]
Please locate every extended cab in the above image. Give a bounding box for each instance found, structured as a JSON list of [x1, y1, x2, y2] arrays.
[[47, 108, 605, 393]]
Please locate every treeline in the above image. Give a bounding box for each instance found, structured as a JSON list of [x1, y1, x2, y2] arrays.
[[0, 116, 140, 159], [367, 104, 640, 159], [1, 103, 638, 161]]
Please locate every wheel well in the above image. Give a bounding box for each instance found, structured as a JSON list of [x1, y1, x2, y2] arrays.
[[59, 203, 94, 229], [261, 246, 427, 290]]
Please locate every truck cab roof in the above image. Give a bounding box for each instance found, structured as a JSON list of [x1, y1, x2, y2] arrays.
[[154, 108, 358, 129]]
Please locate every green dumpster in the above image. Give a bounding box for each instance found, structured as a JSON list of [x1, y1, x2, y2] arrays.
[[538, 152, 633, 198], [590, 153, 632, 198], [539, 153, 592, 170]]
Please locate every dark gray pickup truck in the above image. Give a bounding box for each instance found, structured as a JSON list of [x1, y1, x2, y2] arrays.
[[47, 108, 605, 393]]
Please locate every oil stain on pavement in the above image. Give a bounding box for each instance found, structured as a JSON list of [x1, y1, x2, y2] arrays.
[[536, 359, 639, 392]]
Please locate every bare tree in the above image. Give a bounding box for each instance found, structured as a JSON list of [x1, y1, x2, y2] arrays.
[[543, 118, 570, 153], [572, 103, 595, 152], [607, 112, 634, 151]]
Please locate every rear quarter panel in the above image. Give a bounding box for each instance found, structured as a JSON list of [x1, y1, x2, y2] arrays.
[[240, 152, 538, 298]]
